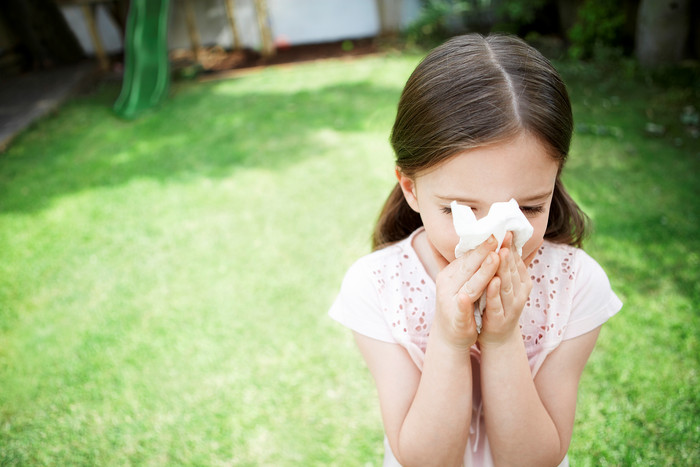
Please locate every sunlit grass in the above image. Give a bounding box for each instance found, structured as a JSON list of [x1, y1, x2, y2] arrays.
[[1, 54, 698, 465], [560, 61, 699, 465]]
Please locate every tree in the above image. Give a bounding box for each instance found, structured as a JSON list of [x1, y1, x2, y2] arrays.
[[635, 0, 690, 67], [376, 0, 403, 36]]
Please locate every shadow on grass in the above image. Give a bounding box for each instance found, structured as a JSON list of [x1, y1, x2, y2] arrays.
[[565, 133, 700, 311], [0, 79, 400, 213]]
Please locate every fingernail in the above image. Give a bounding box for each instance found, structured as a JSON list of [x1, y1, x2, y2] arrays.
[[487, 235, 497, 245], [485, 253, 493, 264]]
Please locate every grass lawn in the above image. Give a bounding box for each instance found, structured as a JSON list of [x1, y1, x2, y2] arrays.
[[1, 51, 698, 465]]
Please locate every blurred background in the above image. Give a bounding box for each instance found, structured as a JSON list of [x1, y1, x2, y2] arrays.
[[1, 0, 699, 76], [1, 1, 698, 465]]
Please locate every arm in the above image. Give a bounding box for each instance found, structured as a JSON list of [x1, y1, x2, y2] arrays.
[[354, 331, 473, 467], [478, 233, 602, 466], [353, 238, 500, 467], [480, 326, 601, 466]]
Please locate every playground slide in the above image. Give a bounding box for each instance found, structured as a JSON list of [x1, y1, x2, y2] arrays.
[[114, 0, 170, 119]]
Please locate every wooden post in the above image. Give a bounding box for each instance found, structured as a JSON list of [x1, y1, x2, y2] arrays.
[[253, 0, 274, 57], [183, 0, 201, 63], [224, 0, 241, 51], [376, 0, 387, 35], [81, 3, 109, 70], [376, 0, 402, 36]]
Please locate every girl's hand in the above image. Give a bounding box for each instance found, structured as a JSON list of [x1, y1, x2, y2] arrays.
[[480, 232, 533, 346], [433, 236, 500, 351]]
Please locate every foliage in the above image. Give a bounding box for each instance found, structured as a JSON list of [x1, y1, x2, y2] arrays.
[[0, 53, 698, 465], [492, 0, 550, 31], [404, 0, 471, 46], [567, 0, 627, 60], [406, 0, 637, 61], [406, 0, 555, 46]]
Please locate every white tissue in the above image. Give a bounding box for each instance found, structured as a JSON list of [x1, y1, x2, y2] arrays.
[[450, 199, 534, 333], [451, 199, 534, 257]]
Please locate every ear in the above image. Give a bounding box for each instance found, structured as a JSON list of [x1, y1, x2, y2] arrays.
[[395, 167, 420, 213]]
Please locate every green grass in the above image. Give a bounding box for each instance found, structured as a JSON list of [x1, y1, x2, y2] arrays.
[[1, 53, 698, 465], [557, 61, 700, 465]]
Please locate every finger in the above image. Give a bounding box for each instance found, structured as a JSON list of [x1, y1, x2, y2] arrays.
[[455, 291, 476, 328], [484, 276, 503, 318], [498, 248, 516, 309], [440, 235, 498, 295], [508, 240, 533, 299], [461, 251, 499, 302], [461, 234, 500, 269], [501, 231, 513, 251], [514, 244, 529, 282], [507, 240, 521, 296], [497, 247, 513, 289], [517, 254, 533, 295]]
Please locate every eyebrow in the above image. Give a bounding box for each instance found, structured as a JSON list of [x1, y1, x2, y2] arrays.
[[436, 196, 479, 204], [519, 190, 554, 203], [436, 190, 554, 204]]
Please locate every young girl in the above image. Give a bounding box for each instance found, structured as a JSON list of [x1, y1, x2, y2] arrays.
[[329, 34, 622, 466]]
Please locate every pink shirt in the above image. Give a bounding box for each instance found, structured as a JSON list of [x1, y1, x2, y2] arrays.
[[329, 228, 622, 466]]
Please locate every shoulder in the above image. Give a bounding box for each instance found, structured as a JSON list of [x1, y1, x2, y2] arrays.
[[537, 241, 622, 339], [343, 236, 414, 286], [539, 242, 617, 300], [533, 241, 612, 288], [329, 231, 436, 360], [329, 234, 421, 343], [520, 241, 621, 373]]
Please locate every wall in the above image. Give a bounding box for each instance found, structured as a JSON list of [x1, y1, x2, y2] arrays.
[[61, 0, 421, 56]]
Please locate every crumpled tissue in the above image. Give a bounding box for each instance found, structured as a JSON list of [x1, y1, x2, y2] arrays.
[[450, 199, 534, 333]]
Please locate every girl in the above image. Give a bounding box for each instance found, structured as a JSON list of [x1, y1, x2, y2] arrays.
[[329, 34, 622, 466]]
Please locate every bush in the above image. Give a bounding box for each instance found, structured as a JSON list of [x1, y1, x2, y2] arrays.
[[567, 0, 628, 60], [405, 0, 551, 46], [404, 0, 470, 46]]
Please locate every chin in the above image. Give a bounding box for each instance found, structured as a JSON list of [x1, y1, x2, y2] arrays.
[[522, 239, 544, 264], [433, 244, 454, 264]]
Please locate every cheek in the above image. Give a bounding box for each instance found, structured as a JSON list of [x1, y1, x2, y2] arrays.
[[422, 213, 459, 261], [522, 214, 549, 259], [438, 234, 459, 262]]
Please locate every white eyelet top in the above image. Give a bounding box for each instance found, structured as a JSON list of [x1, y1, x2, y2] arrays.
[[330, 228, 622, 466]]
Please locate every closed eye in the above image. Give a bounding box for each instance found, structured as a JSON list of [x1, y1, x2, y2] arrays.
[[520, 205, 545, 216], [442, 205, 475, 215]]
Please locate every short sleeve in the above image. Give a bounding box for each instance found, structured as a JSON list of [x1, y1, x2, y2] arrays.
[[329, 258, 395, 343], [562, 249, 622, 340]]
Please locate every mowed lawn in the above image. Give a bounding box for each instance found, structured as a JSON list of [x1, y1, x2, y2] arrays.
[[0, 52, 698, 465]]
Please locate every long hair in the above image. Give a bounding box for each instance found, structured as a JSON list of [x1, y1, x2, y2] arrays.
[[372, 33, 588, 250]]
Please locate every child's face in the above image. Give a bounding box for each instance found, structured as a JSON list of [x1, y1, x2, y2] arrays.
[[398, 132, 559, 264]]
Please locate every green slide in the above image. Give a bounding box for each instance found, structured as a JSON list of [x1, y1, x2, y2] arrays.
[[114, 0, 170, 119]]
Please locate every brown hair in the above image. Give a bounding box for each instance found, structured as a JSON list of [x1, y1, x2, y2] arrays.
[[372, 33, 589, 250]]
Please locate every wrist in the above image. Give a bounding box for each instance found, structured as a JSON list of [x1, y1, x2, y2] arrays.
[[478, 327, 523, 352], [427, 325, 476, 361]]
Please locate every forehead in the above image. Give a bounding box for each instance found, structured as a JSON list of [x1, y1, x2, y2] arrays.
[[418, 133, 559, 202]]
